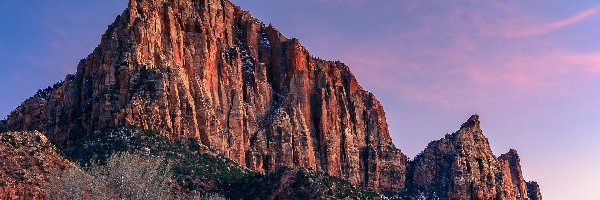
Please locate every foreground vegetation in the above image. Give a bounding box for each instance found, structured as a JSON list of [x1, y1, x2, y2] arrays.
[[52, 127, 377, 199], [49, 153, 171, 200]]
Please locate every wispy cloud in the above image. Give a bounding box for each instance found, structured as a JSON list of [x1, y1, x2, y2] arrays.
[[501, 4, 600, 38], [558, 52, 600, 74], [465, 50, 600, 91]]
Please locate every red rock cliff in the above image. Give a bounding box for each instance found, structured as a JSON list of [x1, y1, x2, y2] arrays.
[[6, 0, 406, 191], [408, 115, 541, 199]]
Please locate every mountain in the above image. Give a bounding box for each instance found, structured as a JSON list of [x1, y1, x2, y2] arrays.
[[2, 0, 540, 199], [406, 115, 542, 199], [5, 0, 405, 191]]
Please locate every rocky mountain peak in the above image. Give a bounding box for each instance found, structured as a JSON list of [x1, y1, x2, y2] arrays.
[[6, 0, 406, 192], [460, 114, 481, 130], [499, 149, 520, 164], [2, 0, 540, 198], [497, 148, 532, 199], [408, 116, 540, 199]]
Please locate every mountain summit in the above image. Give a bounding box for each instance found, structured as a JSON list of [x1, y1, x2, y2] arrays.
[[6, 0, 406, 191], [3, 0, 540, 199], [408, 115, 541, 199]]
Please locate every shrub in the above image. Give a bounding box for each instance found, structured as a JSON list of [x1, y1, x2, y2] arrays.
[[62, 127, 247, 194], [48, 167, 107, 199], [49, 152, 172, 200]]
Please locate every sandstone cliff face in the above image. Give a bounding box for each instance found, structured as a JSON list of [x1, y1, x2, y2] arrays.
[[498, 149, 530, 199], [0, 131, 73, 200], [6, 0, 406, 191], [407, 115, 540, 200]]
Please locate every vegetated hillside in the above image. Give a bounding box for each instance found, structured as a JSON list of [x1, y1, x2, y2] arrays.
[[0, 131, 73, 199], [0, 128, 377, 199], [62, 127, 378, 199]]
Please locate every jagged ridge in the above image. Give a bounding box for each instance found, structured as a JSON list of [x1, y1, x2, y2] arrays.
[[405, 115, 542, 200], [5, 0, 405, 191], [2, 0, 541, 198]]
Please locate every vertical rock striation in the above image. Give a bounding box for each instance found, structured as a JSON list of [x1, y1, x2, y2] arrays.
[[498, 149, 530, 199], [5, 0, 406, 191], [407, 115, 541, 199]]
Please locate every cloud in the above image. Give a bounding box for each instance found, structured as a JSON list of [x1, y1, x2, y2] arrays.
[[500, 4, 600, 38], [464, 50, 600, 92], [557, 52, 600, 74]]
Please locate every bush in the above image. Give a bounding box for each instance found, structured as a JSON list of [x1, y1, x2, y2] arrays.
[[57, 128, 377, 199], [62, 127, 247, 194], [49, 152, 172, 200], [48, 167, 106, 199]]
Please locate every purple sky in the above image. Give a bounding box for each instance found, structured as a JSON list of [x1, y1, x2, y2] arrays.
[[1, 1, 599, 199]]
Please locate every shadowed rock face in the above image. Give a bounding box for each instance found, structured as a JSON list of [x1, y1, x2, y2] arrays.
[[0, 120, 6, 132], [5, 0, 406, 191], [527, 181, 542, 200], [408, 115, 541, 200]]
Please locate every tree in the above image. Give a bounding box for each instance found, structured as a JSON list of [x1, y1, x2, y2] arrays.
[[49, 152, 172, 200]]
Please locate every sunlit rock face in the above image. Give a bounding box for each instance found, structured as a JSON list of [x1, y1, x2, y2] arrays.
[[6, 0, 407, 191], [408, 115, 541, 200]]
